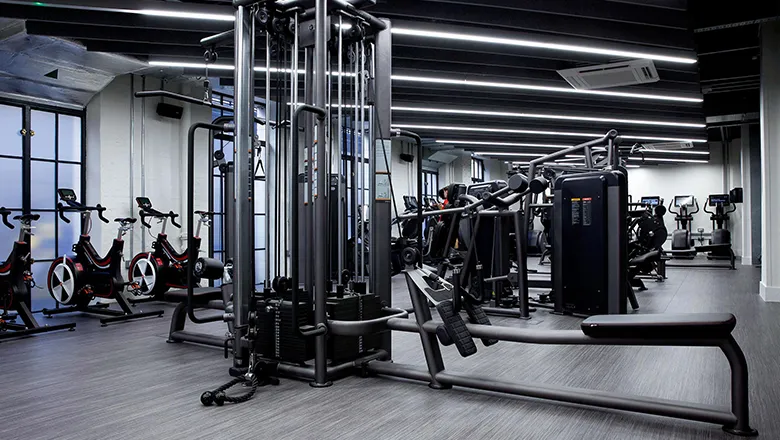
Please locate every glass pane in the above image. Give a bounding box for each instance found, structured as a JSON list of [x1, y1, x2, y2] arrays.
[[0, 104, 23, 157], [31, 261, 57, 309], [213, 214, 223, 252], [0, 158, 22, 209], [31, 110, 56, 160], [30, 211, 56, 260], [58, 115, 82, 162], [213, 175, 223, 214], [58, 214, 79, 257], [254, 215, 265, 248], [58, 163, 81, 196], [31, 160, 56, 209], [254, 180, 266, 214], [255, 250, 265, 285]]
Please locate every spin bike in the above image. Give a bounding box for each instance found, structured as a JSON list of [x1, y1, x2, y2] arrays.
[[42, 189, 164, 326], [127, 197, 213, 301], [0, 208, 76, 340]]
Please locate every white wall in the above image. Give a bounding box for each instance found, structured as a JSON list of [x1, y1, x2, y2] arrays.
[[85, 74, 212, 259], [626, 142, 734, 250]]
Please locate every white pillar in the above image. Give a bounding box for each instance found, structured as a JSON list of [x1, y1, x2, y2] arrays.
[[740, 125, 753, 265], [760, 21, 780, 301]]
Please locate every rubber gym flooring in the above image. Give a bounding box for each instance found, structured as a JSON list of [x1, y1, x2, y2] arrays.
[[1, 259, 778, 440]]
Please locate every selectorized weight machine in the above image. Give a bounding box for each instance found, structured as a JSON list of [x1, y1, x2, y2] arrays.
[[185, 1, 759, 436]]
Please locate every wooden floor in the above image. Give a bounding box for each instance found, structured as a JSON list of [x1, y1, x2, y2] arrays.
[[1, 260, 778, 440]]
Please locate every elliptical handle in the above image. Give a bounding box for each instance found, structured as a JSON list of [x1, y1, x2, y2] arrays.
[[703, 197, 714, 215], [691, 199, 700, 215], [57, 203, 71, 224], [667, 200, 679, 216], [0, 207, 14, 230], [169, 212, 181, 228]]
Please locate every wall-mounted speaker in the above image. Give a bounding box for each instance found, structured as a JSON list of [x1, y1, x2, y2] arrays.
[[157, 102, 184, 119], [400, 153, 415, 163], [729, 187, 744, 203]]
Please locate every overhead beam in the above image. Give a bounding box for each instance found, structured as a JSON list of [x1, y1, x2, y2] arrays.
[[0, 3, 231, 32], [24, 21, 213, 45], [418, 0, 689, 29], [371, 1, 695, 50]]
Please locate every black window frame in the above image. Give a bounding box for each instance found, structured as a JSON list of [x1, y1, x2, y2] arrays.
[[0, 97, 86, 268]]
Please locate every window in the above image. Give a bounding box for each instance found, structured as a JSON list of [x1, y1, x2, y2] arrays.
[[471, 157, 485, 183], [0, 100, 85, 303], [422, 170, 439, 198], [209, 92, 267, 287]]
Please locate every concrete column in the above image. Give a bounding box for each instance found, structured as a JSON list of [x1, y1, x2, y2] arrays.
[[740, 125, 753, 265], [759, 20, 780, 301]]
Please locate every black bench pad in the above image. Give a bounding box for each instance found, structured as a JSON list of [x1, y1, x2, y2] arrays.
[[695, 244, 732, 252], [582, 313, 736, 339], [165, 287, 222, 303], [629, 250, 661, 266]]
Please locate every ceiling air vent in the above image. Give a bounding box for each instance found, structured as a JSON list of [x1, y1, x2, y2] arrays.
[[558, 59, 659, 90], [643, 141, 695, 151]]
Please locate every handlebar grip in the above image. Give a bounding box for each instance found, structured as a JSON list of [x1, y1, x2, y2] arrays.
[[0, 207, 14, 230], [169, 212, 181, 228], [96, 204, 109, 223], [139, 211, 152, 229], [57, 203, 71, 224]]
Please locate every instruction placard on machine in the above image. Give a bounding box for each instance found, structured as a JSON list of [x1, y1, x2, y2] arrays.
[[571, 198, 581, 225]]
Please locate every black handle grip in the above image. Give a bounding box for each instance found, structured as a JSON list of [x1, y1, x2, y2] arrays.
[[139, 211, 152, 229], [57, 203, 71, 224], [170, 212, 181, 228], [96, 204, 109, 223], [703, 198, 713, 214], [0, 207, 14, 230], [691, 200, 700, 215]]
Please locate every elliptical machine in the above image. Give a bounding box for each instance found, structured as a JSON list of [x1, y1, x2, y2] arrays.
[[668, 195, 698, 258], [704, 194, 737, 260], [0, 208, 76, 340], [43, 189, 164, 326], [128, 197, 213, 300]]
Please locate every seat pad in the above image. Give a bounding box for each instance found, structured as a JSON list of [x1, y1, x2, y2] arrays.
[[581, 313, 736, 339]]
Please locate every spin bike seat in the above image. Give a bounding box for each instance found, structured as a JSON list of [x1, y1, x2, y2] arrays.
[[114, 217, 138, 224], [13, 214, 40, 221]]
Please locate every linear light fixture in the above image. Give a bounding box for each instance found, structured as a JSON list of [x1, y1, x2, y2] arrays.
[[392, 75, 702, 103], [147, 61, 357, 76], [626, 165, 641, 168], [147, 61, 703, 104], [477, 152, 546, 158], [392, 28, 697, 65], [631, 157, 709, 164], [393, 106, 705, 128], [136, 9, 235, 21], [436, 140, 573, 149], [397, 124, 707, 143]]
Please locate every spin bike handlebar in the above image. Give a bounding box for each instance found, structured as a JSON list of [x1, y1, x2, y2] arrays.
[[57, 202, 109, 224], [0, 207, 13, 230], [139, 210, 181, 229]]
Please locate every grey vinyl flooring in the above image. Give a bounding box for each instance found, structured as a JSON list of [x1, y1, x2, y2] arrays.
[[1, 258, 779, 440]]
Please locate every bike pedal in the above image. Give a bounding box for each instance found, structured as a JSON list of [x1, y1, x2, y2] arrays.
[[434, 300, 477, 357], [464, 302, 498, 347]]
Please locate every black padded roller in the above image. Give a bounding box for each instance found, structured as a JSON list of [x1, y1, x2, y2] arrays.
[[193, 257, 224, 280]]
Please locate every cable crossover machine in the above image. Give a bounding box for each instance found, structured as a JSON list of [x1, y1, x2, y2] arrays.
[[174, 1, 759, 436]]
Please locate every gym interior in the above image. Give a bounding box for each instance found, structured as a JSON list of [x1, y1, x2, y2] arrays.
[[0, 1, 779, 439]]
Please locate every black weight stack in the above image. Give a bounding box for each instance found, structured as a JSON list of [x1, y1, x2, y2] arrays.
[[327, 294, 383, 363], [253, 291, 314, 364]]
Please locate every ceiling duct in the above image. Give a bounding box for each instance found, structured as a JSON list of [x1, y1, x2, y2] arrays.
[[0, 18, 147, 108], [557, 59, 660, 90]]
